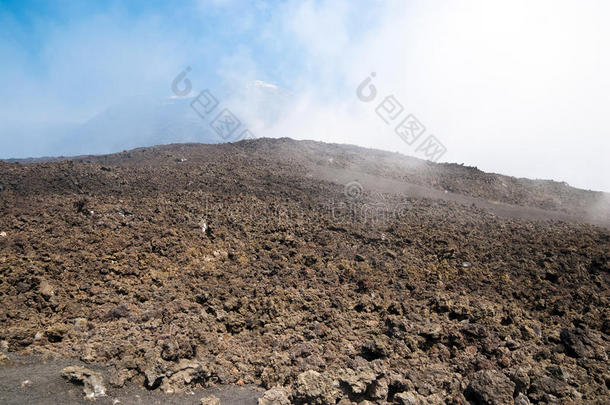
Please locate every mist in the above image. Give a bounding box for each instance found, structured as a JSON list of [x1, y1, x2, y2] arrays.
[[1, 0, 608, 192]]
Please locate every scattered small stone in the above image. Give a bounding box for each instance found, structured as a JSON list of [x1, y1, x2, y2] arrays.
[[0, 352, 9, 365], [20, 380, 31, 388], [0, 231, 6, 237], [61, 366, 106, 400], [200, 394, 221, 405]]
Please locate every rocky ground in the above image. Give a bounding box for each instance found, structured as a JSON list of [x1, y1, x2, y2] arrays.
[[0, 138, 609, 404], [0, 354, 261, 404]]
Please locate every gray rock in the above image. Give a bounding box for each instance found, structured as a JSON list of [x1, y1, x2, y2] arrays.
[[61, 366, 106, 400]]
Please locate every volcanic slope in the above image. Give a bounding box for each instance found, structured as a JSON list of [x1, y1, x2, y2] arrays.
[[0, 138, 608, 404]]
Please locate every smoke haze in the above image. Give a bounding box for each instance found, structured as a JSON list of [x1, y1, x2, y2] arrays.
[[1, 0, 608, 191]]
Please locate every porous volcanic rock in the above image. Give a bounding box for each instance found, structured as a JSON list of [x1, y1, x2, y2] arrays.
[[1, 139, 609, 403]]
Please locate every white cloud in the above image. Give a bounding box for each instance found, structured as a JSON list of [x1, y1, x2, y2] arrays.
[[2, 0, 608, 191], [224, 0, 610, 191]]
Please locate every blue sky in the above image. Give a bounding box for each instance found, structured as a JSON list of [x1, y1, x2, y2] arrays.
[[0, 0, 293, 119], [1, 0, 609, 192], [0, 0, 380, 117]]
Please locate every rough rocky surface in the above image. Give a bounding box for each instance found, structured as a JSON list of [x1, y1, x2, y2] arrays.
[[1, 138, 609, 404], [0, 354, 261, 404]]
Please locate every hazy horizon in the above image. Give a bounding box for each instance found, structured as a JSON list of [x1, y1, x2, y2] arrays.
[[1, 0, 609, 192]]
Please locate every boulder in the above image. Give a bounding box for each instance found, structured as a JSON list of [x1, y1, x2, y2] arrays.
[[395, 391, 426, 405], [560, 327, 607, 360], [294, 370, 341, 405], [258, 386, 291, 405], [61, 366, 106, 400], [465, 370, 514, 405]]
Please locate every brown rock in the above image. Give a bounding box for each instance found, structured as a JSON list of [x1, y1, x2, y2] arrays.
[[294, 370, 340, 405], [337, 367, 377, 395], [39, 280, 55, 300], [258, 386, 291, 405], [560, 328, 607, 360], [395, 391, 427, 405], [514, 393, 531, 405], [465, 370, 514, 405], [368, 377, 388, 400]]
